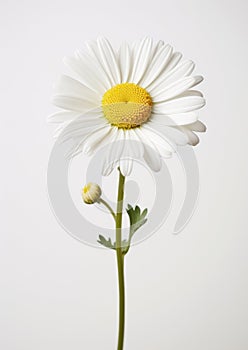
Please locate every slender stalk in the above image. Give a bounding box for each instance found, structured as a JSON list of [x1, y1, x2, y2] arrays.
[[98, 198, 116, 222], [123, 228, 132, 255], [116, 169, 126, 350]]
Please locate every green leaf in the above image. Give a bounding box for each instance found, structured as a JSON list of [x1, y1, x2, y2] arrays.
[[97, 235, 129, 250], [97, 235, 115, 249], [126, 204, 148, 237], [141, 208, 148, 219]]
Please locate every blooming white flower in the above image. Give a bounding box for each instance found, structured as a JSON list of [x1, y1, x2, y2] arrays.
[[82, 183, 102, 204], [48, 37, 206, 176]]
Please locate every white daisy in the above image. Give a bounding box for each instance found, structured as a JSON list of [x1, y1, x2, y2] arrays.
[[48, 37, 206, 176]]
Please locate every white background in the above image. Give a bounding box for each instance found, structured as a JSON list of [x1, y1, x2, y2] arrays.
[[1, 0, 248, 349]]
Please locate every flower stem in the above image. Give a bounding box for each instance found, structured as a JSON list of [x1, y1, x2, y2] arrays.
[[116, 168, 126, 350], [98, 198, 116, 222]]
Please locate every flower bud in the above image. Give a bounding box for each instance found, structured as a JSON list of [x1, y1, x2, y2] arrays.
[[82, 183, 102, 204]]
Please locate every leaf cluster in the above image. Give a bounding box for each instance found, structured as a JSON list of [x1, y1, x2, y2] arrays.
[[97, 204, 148, 253]]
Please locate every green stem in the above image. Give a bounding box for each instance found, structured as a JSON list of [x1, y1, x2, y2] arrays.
[[123, 228, 132, 255], [98, 198, 116, 222], [116, 168, 126, 350]]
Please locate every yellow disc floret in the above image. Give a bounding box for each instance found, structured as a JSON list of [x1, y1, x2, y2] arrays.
[[102, 83, 153, 129]]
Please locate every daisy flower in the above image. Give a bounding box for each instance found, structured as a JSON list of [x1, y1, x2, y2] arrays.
[[48, 37, 206, 176]]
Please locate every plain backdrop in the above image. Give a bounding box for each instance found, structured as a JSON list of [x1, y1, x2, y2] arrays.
[[1, 0, 248, 349]]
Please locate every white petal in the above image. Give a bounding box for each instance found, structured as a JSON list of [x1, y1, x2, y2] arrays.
[[65, 136, 90, 159], [150, 112, 199, 126], [178, 126, 200, 145], [144, 122, 188, 147], [139, 126, 174, 157], [82, 125, 113, 155], [119, 158, 133, 176], [102, 128, 125, 176], [129, 37, 153, 84], [153, 96, 206, 115], [53, 75, 100, 104], [163, 52, 182, 72], [140, 44, 173, 88], [142, 145, 162, 172], [53, 121, 71, 138], [65, 125, 109, 159], [52, 95, 100, 113], [148, 60, 195, 94], [151, 40, 165, 58], [126, 129, 144, 158], [97, 37, 121, 85], [84, 40, 114, 87], [63, 56, 107, 94], [75, 51, 111, 91], [153, 146, 172, 158], [135, 128, 162, 172], [102, 163, 115, 177], [187, 120, 207, 132], [58, 108, 106, 142], [152, 76, 203, 102], [118, 130, 142, 176], [75, 48, 112, 89], [61, 122, 107, 144], [47, 110, 81, 124], [103, 128, 144, 176], [118, 42, 131, 83], [60, 120, 109, 142], [176, 90, 203, 98]]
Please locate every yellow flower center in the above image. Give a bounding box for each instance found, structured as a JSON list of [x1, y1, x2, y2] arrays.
[[102, 83, 153, 129], [83, 184, 90, 194]]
